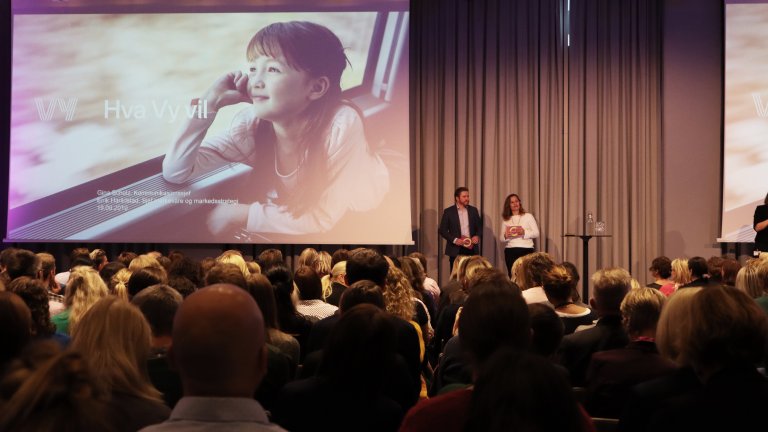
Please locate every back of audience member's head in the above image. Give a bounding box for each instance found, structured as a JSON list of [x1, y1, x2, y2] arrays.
[[382, 263, 417, 322], [399, 257, 426, 297], [464, 348, 585, 432], [466, 267, 520, 297], [246, 261, 261, 275], [65, 266, 109, 333], [0, 341, 111, 431], [116, 251, 137, 268], [168, 256, 203, 287], [247, 274, 280, 331], [131, 284, 183, 338], [257, 248, 284, 273], [706, 256, 724, 283], [735, 259, 765, 299], [528, 303, 564, 359], [157, 256, 172, 273], [168, 276, 197, 299], [89, 249, 108, 271], [656, 287, 703, 365], [331, 248, 350, 268], [409, 252, 429, 275], [0, 291, 32, 367], [204, 263, 248, 291], [721, 258, 741, 287], [560, 261, 582, 303], [297, 247, 319, 270], [318, 304, 396, 397], [36, 252, 57, 283], [450, 255, 470, 282], [687, 256, 708, 280], [128, 254, 162, 272], [109, 268, 132, 300], [98, 261, 125, 288], [346, 248, 389, 287], [522, 252, 556, 289], [542, 265, 574, 306], [294, 266, 323, 301], [127, 266, 169, 298], [682, 286, 768, 375], [70, 296, 161, 402], [650, 256, 672, 279], [591, 267, 632, 316], [0, 247, 18, 271], [339, 280, 386, 313], [458, 282, 530, 368], [460, 256, 493, 290], [171, 284, 267, 397], [620, 287, 666, 337], [9, 277, 55, 338], [68, 248, 91, 268], [315, 251, 332, 278], [265, 265, 301, 327], [5, 249, 41, 281], [670, 258, 692, 286], [331, 261, 347, 285], [216, 252, 250, 279]]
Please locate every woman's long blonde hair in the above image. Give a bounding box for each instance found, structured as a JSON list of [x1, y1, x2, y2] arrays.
[[65, 266, 108, 333], [71, 296, 162, 402]]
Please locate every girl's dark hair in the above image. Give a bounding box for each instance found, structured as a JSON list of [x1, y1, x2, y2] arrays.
[[168, 256, 203, 288], [501, 193, 527, 220], [245, 21, 351, 216]]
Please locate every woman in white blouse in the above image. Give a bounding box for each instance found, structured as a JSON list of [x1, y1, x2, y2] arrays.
[[500, 193, 539, 277]]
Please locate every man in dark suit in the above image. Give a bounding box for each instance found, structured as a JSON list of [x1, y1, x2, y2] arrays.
[[439, 187, 482, 270]]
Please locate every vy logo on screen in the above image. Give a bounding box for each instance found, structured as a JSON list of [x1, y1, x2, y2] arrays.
[[34, 98, 78, 121]]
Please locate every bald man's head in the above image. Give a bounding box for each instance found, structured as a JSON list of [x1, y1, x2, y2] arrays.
[[170, 284, 267, 397]]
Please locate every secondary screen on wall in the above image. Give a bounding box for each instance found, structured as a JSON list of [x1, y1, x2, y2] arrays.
[[7, 6, 412, 244], [722, 0, 768, 242]]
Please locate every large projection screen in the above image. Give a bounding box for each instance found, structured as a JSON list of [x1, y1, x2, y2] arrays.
[[7, 2, 412, 244], [722, 0, 768, 243]]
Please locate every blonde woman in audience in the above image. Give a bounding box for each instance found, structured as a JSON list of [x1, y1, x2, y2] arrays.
[[297, 247, 320, 269], [109, 268, 132, 301], [315, 251, 332, 278], [735, 258, 765, 299], [246, 260, 261, 275], [51, 266, 108, 335], [438, 255, 470, 312], [71, 297, 170, 430], [215, 252, 250, 279], [660, 258, 691, 297], [128, 254, 164, 272]]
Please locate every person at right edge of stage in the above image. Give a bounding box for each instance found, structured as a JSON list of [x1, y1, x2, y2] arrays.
[[439, 187, 482, 271], [754, 192, 768, 253]]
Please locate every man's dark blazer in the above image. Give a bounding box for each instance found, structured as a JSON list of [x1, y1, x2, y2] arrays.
[[556, 314, 629, 387], [438, 204, 482, 257], [755, 204, 768, 251]]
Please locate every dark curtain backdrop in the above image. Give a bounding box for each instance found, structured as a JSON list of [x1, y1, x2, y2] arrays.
[[412, 0, 663, 291]]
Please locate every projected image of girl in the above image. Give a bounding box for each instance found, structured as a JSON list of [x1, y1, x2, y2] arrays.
[[162, 21, 389, 236]]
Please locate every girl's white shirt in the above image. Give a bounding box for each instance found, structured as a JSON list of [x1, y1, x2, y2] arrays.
[[163, 104, 389, 234]]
